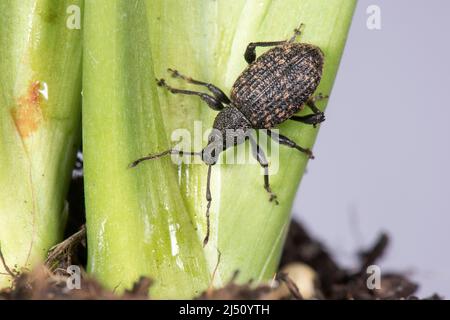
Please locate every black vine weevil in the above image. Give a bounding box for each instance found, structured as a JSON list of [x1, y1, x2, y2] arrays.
[[130, 24, 327, 246]]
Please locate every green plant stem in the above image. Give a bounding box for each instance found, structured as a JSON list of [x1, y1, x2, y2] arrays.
[[83, 0, 210, 299], [85, 0, 356, 298], [0, 0, 83, 287], [147, 0, 357, 286]]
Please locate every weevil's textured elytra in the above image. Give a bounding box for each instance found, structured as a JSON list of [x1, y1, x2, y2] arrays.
[[130, 24, 327, 246], [231, 43, 324, 129]]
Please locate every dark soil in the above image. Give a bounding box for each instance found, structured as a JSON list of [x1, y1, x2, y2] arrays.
[[0, 153, 441, 300]]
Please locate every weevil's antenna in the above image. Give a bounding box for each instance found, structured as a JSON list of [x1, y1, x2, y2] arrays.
[[203, 164, 213, 247], [128, 149, 201, 168]]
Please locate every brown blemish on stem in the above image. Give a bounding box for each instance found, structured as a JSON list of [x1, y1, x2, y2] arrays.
[[11, 81, 43, 138]]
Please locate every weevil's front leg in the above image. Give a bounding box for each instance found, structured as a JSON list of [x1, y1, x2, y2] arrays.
[[267, 130, 314, 159], [249, 136, 279, 204], [244, 23, 304, 64], [290, 94, 328, 127], [167, 69, 231, 105], [129, 149, 201, 168], [157, 79, 224, 111], [203, 164, 213, 247]]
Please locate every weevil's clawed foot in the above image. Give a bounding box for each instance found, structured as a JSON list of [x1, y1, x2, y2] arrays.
[[293, 146, 315, 159], [128, 160, 140, 168], [294, 23, 304, 36], [167, 68, 181, 78], [203, 199, 212, 248], [128, 149, 173, 169], [305, 149, 315, 160], [315, 112, 326, 125], [312, 93, 329, 103], [265, 187, 279, 205], [156, 78, 177, 94], [301, 112, 326, 127], [290, 23, 305, 43], [271, 194, 279, 205], [203, 235, 209, 248], [156, 78, 166, 87], [167, 68, 197, 85]]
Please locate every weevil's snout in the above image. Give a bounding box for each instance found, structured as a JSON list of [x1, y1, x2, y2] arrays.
[[202, 129, 223, 165], [201, 145, 221, 165], [201, 147, 219, 165]]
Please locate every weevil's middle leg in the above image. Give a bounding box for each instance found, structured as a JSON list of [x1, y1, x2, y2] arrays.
[[157, 78, 224, 111], [249, 136, 279, 204], [267, 130, 314, 159], [203, 164, 213, 247], [167, 69, 231, 105]]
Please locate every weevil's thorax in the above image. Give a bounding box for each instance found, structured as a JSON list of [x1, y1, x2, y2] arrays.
[[231, 42, 324, 129], [211, 106, 251, 147], [202, 107, 251, 165]]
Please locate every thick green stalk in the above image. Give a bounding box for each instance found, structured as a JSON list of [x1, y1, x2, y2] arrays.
[[85, 0, 356, 298], [147, 0, 357, 286], [0, 0, 83, 287]]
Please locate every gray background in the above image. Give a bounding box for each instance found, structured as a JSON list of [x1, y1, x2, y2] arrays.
[[294, 0, 450, 297]]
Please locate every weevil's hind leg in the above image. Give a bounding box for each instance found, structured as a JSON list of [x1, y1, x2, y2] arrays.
[[267, 130, 314, 159], [203, 164, 213, 247], [249, 136, 279, 205], [129, 149, 201, 168], [244, 40, 287, 64], [289, 22, 304, 43], [244, 23, 304, 64], [157, 79, 224, 111], [167, 69, 231, 105], [290, 94, 328, 127]]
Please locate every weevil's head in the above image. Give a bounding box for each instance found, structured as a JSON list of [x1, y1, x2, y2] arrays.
[[201, 107, 251, 165]]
